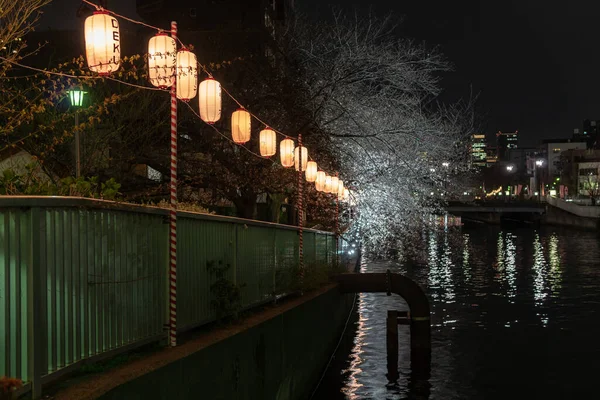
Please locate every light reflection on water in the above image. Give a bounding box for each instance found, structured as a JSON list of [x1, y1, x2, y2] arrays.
[[315, 226, 600, 399]]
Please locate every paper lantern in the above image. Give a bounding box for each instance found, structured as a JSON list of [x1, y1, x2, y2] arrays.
[[280, 139, 295, 167], [176, 49, 198, 100], [84, 11, 120, 75], [148, 33, 176, 87], [305, 161, 318, 182], [231, 109, 251, 144], [294, 146, 308, 171], [325, 176, 333, 193], [315, 171, 326, 191], [337, 180, 344, 198], [331, 177, 339, 194], [198, 78, 221, 123], [260, 128, 277, 157]]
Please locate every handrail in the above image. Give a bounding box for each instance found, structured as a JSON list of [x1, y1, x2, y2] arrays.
[[0, 195, 334, 235]]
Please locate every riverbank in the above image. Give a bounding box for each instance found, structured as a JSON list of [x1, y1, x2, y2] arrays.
[[49, 284, 354, 400]]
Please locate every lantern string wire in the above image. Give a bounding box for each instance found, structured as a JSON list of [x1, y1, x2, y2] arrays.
[[0, 56, 169, 92], [9, 3, 351, 199], [195, 62, 294, 140], [81, 0, 175, 34], [181, 100, 345, 189], [80, 2, 299, 141]]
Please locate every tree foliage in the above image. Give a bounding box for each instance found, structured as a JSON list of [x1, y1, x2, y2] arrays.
[[287, 12, 476, 250]]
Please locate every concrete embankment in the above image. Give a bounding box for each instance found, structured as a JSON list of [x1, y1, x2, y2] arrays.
[[52, 285, 355, 400], [543, 197, 600, 230]]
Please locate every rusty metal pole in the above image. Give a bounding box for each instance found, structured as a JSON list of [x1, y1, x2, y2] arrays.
[[335, 174, 339, 269], [386, 310, 399, 381], [297, 134, 304, 282]]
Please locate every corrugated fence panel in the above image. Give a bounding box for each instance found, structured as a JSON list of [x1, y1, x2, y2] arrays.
[[236, 224, 276, 308], [177, 217, 235, 330], [0, 198, 335, 394], [40, 208, 166, 375], [0, 209, 30, 381], [274, 229, 299, 294]]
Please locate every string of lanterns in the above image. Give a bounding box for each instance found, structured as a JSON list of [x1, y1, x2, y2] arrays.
[[82, 2, 350, 202]]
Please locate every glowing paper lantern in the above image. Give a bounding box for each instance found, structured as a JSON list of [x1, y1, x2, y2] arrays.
[[337, 180, 344, 198], [231, 109, 251, 144], [148, 33, 176, 87], [84, 11, 120, 75], [294, 146, 308, 171], [315, 171, 326, 191], [331, 177, 339, 194], [280, 139, 295, 167], [176, 49, 198, 100], [198, 78, 221, 123], [325, 176, 333, 193], [305, 161, 318, 182], [260, 128, 277, 157]]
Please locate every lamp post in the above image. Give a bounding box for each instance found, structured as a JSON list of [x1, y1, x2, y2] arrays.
[[68, 89, 86, 178], [535, 159, 544, 203], [505, 165, 515, 201]]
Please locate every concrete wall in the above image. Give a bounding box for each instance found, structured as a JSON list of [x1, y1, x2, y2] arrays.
[[546, 195, 600, 218], [544, 196, 600, 230], [97, 287, 354, 400]]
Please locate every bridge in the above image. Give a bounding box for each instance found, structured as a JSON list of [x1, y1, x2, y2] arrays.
[[444, 201, 546, 225]]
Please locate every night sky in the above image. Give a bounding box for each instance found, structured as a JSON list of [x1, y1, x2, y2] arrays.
[[40, 0, 600, 147]]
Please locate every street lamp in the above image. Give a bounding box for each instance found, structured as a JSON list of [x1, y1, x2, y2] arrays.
[[506, 165, 514, 172], [534, 159, 545, 203], [68, 89, 87, 178]]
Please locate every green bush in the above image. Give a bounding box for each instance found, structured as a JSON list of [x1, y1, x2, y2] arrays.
[[0, 163, 121, 200]]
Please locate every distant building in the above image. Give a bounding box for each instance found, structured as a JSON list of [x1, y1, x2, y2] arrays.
[[560, 149, 600, 197], [542, 139, 587, 177], [507, 148, 537, 176], [469, 134, 487, 169], [577, 161, 600, 196], [485, 145, 498, 167], [496, 131, 518, 160], [572, 120, 600, 149]]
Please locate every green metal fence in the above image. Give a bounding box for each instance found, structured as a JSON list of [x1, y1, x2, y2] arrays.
[[0, 197, 337, 396]]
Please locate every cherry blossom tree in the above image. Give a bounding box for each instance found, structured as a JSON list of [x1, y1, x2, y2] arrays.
[[288, 11, 475, 250]]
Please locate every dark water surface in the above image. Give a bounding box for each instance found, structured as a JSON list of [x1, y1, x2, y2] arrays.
[[314, 226, 600, 399]]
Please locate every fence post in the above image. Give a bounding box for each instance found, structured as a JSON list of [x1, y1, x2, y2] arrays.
[[28, 207, 45, 399], [272, 228, 277, 297]]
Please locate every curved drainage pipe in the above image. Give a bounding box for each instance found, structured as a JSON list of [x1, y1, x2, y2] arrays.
[[335, 269, 431, 380]]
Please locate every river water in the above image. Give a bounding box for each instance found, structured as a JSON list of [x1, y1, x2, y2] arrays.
[[314, 226, 600, 399]]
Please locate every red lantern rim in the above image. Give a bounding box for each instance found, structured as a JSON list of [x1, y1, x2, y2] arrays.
[[155, 32, 168, 37], [93, 10, 109, 15]]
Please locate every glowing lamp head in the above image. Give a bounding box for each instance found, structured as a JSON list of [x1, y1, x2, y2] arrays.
[[84, 11, 120, 75], [68, 89, 87, 107], [198, 78, 222, 124]]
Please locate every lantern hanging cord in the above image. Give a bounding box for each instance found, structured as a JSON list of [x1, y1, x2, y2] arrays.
[[81, 1, 296, 142], [81, 0, 176, 34], [197, 62, 294, 140], [183, 100, 348, 197], [0, 56, 169, 92], [181, 101, 279, 168]]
